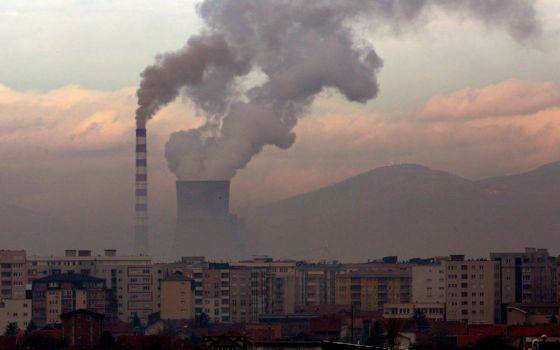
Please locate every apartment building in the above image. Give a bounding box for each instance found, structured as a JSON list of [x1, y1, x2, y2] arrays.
[[232, 256, 299, 315], [160, 273, 194, 320], [0, 250, 27, 300], [153, 256, 209, 317], [335, 263, 412, 310], [155, 256, 298, 323], [412, 264, 446, 304], [296, 262, 340, 306], [0, 299, 31, 330], [490, 248, 557, 305], [31, 273, 106, 327], [27, 250, 154, 323], [444, 255, 501, 324]]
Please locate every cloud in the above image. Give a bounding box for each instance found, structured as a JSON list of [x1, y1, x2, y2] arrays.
[[1, 80, 560, 254], [419, 80, 560, 120], [232, 80, 560, 203]]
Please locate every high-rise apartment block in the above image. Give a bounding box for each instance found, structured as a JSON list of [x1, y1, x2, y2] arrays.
[[490, 248, 557, 305], [0, 250, 27, 300], [31, 273, 106, 327], [232, 257, 299, 315], [296, 262, 340, 306], [444, 255, 501, 324], [8, 247, 560, 328], [335, 263, 412, 310], [412, 264, 446, 304], [27, 250, 154, 323], [160, 273, 194, 320]]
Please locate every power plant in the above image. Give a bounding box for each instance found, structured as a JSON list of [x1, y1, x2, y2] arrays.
[[173, 180, 240, 259], [134, 128, 149, 255]]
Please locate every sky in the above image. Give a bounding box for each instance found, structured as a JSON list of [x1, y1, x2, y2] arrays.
[[1, 0, 560, 257]]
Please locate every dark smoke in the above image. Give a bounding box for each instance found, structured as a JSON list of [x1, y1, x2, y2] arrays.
[[136, 0, 540, 180]]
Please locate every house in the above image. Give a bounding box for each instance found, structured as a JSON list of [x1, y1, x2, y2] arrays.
[[61, 309, 104, 349]]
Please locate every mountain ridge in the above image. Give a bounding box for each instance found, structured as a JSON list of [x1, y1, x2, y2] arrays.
[[239, 161, 560, 261]]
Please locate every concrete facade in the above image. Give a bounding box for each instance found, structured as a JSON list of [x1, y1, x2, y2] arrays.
[[411, 265, 446, 304], [490, 248, 557, 305], [0, 250, 27, 300], [160, 274, 194, 320], [444, 256, 501, 324], [335, 263, 412, 310], [0, 299, 31, 331]]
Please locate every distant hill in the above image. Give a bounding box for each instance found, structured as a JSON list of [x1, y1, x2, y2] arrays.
[[239, 162, 560, 261]]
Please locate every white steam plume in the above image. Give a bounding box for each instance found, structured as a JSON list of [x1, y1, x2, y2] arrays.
[[136, 0, 540, 180]]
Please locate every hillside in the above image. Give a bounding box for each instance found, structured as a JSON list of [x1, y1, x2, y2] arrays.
[[239, 162, 560, 261]]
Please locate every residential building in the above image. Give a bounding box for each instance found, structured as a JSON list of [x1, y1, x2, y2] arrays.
[[0, 250, 27, 300], [160, 273, 193, 320], [0, 299, 31, 330], [61, 309, 104, 349], [196, 263, 268, 323], [232, 256, 299, 315], [335, 263, 412, 310], [412, 264, 446, 304], [444, 255, 501, 324], [27, 250, 154, 323], [383, 302, 445, 321], [31, 273, 107, 327], [296, 262, 341, 306], [490, 248, 557, 305]]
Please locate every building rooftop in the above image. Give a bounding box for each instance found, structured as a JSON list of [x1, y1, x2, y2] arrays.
[[163, 272, 189, 282], [33, 273, 105, 284], [60, 309, 104, 320]]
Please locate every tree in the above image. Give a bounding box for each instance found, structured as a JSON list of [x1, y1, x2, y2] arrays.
[[4, 322, 18, 336], [413, 309, 431, 332], [26, 320, 38, 333], [474, 336, 513, 350], [384, 319, 402, 350], [194, 312, 209, 328], [23, 333, 67, 350], [148, 312, 161, 326], [132, 312, 144, 335], [369, 321, 386, 348], [98, 331, 116, 350], [425, 331, 455, 350]]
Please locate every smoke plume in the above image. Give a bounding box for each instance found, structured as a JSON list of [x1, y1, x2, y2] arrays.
[[136, 0, 540, 180]]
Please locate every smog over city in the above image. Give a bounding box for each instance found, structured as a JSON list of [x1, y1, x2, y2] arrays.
[[6, 0, 560, 346], [1, 0, 560, 262]]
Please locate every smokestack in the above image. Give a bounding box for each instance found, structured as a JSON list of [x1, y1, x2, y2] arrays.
[[135, 128, 149, 255], [173, 181, 240, 259]]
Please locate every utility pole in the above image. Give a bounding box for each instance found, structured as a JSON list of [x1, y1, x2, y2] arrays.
[[351, 303, 354, 344]]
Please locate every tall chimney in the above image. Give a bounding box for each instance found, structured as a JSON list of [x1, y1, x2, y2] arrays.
[[135, 128, 149, 254]]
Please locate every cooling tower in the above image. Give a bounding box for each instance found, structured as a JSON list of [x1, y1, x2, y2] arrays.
[[173, 181, 241, 259], [134, 128, 149, 254]]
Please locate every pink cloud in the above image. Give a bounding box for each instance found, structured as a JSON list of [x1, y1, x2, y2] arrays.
[[420, 80, 560, 120]]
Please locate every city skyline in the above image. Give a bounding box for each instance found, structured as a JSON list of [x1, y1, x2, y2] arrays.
[[1, 1, 560, 259]]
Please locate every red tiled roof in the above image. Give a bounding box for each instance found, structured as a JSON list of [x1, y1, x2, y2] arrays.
[[310, 315, 342, 333], [245, 324, 282, 341], [430, 321, 468, 336], [468, 325, 507, 336], [508, 324, 560, 337]]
